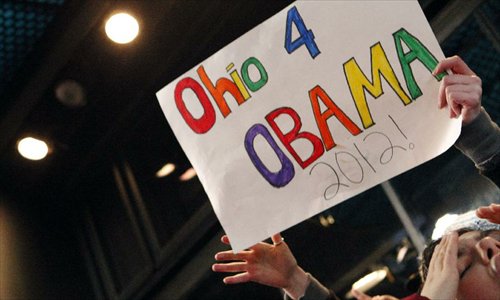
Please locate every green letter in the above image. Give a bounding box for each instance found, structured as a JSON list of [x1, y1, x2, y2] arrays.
[[393, 28, 446, 100]]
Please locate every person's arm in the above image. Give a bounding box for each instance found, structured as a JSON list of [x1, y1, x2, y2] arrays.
[[283, 274, 337, 300], [212, 233, 337, 300], [433, 56, 500, 185], [454, 108, 500, 184]]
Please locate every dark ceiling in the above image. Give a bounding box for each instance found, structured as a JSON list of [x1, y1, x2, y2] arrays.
[[0, 1, 498, 300]]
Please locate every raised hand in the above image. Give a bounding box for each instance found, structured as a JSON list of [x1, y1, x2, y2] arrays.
[[212, 233, 310, 299], [420, 232, 460, 300], [476, 203, 500, 224]]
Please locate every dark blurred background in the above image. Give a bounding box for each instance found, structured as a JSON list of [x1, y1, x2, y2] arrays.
[[0, 0, 498, 299]]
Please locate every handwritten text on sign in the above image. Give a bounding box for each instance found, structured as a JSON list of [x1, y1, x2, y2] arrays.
[[156, 1, 461, 251]]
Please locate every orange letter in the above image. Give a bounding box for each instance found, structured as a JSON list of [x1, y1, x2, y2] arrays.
[[197, 65, 246, 118]]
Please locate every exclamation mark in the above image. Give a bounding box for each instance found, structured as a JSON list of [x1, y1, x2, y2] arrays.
[[388, 115, 414, 150]]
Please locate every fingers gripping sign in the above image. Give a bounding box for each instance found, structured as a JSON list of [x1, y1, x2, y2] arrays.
[[433, 55, 476, 75], [433, 56, 482, 125]]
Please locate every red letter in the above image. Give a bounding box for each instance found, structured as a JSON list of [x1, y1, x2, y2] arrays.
[[197, 65, 246, 118], [266, 107, 324, 169], [309, 85, 362, 150], [174, 77, 215, 134]]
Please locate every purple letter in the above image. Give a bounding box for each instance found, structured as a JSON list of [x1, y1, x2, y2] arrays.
[[244, 124, 295, 188]]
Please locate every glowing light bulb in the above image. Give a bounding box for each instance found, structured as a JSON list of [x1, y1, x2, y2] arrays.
[[351, 268, 388, 293], [156, 163, 176, 178], [180, 167, 197, 181], [105, 13, 139, 44], [17, 137, 49, 160]]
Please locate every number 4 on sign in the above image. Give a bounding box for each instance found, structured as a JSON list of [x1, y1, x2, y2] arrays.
[[284, 6, 320, 58]]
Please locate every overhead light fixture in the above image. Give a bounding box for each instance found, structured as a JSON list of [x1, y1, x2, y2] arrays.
[[319, 213, 335, 227], [180, 167, 197, 181], [54, 79, 87, 107], [17, 137, 49, 160], [345, 267, 388, 298], [105, 12, 139, 44], [396, 244, 409, 263], [156, 163, 176, 178]]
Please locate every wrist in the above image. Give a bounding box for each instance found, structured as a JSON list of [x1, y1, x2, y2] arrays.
[[455, 107, 500, 165], [283, 267, 310, 299]]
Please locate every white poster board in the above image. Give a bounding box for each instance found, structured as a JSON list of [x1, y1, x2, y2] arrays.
[[156, 0, 460, 251]]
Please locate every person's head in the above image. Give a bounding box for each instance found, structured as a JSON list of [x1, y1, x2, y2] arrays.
[[420, 226, 500, 300]]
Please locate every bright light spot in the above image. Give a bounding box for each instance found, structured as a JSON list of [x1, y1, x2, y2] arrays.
[[351, 268, 388, 294], [156, 163, 176, 178], [319, 214, 335, 227], [180, 167, 197, 181], [17, 137, 49, 160], [105, 13, 139, 44], [432, 213, 458, 240], [396, 245, 409, 263]]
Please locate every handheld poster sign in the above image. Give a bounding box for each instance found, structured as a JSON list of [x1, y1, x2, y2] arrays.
[[156, 0, 461, 252]]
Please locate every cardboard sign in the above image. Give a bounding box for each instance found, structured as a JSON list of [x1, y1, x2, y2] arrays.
[[156, 0, 461, 251]]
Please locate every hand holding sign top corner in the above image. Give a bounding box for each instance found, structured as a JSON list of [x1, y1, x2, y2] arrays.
[[433, 56, 482, 125]]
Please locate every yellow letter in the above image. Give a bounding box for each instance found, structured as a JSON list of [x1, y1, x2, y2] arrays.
[[344, 42, 411, 129]]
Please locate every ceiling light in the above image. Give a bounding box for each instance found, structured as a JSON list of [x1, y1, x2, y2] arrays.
[[346, 268, 388, 298], [17, 137, 49, 160], [180, 167, 197, 181], [156, 163, 176, 178], [105, 12, 139, 44], [319, 213, 335, 227], [55, 79, 86, 107], [396, 244, 409, 263]]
